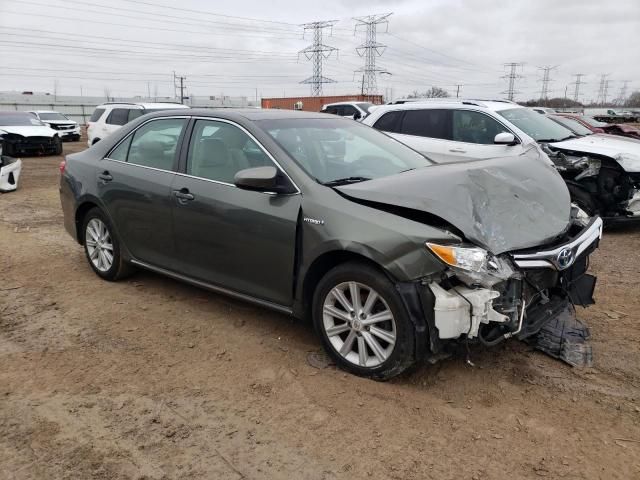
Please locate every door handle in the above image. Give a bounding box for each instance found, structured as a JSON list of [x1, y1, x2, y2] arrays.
[[449, 148, 467, 153], [98, 171, 113, 182], [173, 188, 195, 203]]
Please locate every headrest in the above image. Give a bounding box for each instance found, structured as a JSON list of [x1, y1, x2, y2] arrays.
[[195, 138, 231, 167]]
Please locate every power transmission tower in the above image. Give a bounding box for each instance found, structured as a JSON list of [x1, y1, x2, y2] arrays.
[[571, 73, 585, 102], [455, 84, 463, 98], [616, 80, 630, 105], [502, 63, 524, 101], [596, 74, 610, 105], [299, 20, 339, 96], [538, 65, 558, 104], [353, 13, 392, 98]]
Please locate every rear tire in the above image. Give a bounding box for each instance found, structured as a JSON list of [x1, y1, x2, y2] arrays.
[[54, 137, 63, 155], [312, 261, 416, 380], [81, 208, 133, 281]]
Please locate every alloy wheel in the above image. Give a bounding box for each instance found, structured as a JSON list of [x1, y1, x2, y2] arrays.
[[322, 281, 397, 368], [85, 218, 114, 272]]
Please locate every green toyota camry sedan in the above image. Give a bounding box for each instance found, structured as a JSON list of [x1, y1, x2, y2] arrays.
[[60, 109, 601, 379]]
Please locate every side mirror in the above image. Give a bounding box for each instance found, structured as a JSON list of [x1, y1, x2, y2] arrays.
[[353, 112, 362, 120], [494, 132, 517, 145], [234, 166, 295, 194]]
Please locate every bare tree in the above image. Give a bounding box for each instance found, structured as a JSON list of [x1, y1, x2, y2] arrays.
[[406, 86, 450, 99]]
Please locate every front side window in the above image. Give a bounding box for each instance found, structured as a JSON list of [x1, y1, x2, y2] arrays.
[[89, 108, 105, 122], [452, 110, 509, 144], [106, 108, 130, 126], [259, 118, 431, 184], [498, 108, 573, 142], [125, 118, 186, 170], [341, 105, 358, 117], [399, 109, 451, 140], [373, 110, 403, 133], [187, 120, 272, 183], [128, 109, 144, 122]]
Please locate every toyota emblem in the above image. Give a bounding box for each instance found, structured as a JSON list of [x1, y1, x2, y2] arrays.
[[556, 248, 575, 269]]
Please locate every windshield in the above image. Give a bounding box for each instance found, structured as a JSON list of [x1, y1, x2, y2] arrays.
[[498, 108, 574, 142], [257, 118, 432, 184], [355, 102, 375, 114], [550, 115, 593, 136], [580, 116, 608, 128], [38, 112, 69, 121], [0, 113, 44, 126]]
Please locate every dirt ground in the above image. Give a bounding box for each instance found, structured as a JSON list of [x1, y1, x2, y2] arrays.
[[1, 138, 640, 480]]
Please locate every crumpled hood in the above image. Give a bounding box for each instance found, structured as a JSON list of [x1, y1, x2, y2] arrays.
[[337, 152, 571, 255], [549, 134, 640, 172], [0, 125, 58, 137]]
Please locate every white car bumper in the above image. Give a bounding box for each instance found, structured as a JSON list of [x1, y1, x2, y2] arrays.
[[0, 156, 22, 192]]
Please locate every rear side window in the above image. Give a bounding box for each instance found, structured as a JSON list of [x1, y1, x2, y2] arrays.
[[126, 118, 187, 170], [452, 110, 509, 144], [89, 108, 105, 122], [106, 108, 130, 126], [373, 111, 403, 133], [399, 109, 451, 139], [108, 136, 132, 161]]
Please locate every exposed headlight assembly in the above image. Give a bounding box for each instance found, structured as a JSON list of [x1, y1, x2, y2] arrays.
[[426, 243, 488, 273], [426, 243, 517, 286]]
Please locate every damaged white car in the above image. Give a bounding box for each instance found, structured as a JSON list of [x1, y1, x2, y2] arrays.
[[0, 136, 22, 193]]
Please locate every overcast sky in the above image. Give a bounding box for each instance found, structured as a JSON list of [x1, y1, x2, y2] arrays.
[[0, 0, 638, 102]]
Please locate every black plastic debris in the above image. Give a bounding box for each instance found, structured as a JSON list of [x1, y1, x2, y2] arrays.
[[529, 302, 593, 367]]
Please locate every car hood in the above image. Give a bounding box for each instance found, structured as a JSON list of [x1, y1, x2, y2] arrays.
[[43, 119, 78, 126], [0, 125, 58, 137], [549, 134, 640, 171], [337, 153, 571, 255]]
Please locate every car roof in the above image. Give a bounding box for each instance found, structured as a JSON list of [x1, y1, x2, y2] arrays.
[[147, 108, 338, 121], [323, 101, 369, 107], [370, 99, 522, 113], [97, 102, 190, 109], [30, 110, 60, 114]]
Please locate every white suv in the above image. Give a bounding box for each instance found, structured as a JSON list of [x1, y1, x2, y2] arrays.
[[363, 99, 640, 220], [87, 102, 190, 146], [29, 110, 81, 142], [362, 99, 537, 164]]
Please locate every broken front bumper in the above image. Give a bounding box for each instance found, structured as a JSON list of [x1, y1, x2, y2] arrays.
[[428, 217, 603, 343], [0, 156, 22, 192]]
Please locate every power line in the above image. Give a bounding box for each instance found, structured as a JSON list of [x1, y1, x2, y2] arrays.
[[299, 20, 339, 96], [502, 63, 524, 101], [353, 13, 392, 97]]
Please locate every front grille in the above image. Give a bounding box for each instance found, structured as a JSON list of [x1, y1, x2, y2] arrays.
[[51, 124, 74, 130]]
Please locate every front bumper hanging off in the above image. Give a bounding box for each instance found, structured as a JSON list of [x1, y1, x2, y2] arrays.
[[0, 156, 22, 193], [426, 217, 603, 366]]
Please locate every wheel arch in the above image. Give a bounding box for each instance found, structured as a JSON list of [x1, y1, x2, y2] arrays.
[[297, 250, 395, 321]]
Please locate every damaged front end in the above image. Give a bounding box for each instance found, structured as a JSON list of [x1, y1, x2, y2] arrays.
[[542, 144, 640, 221], [424, 215, 602, 367]]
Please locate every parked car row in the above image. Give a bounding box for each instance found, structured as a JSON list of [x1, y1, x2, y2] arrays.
[[362, 100, 640, 223], [60, 108, 603, 379]]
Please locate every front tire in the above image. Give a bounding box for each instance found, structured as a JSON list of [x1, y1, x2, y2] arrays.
[[81, 208, 133, 281], [312, 262, 416, 380]]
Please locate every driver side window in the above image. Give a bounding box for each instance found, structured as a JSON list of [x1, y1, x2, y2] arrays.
[[187, 120, 273, 184]]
